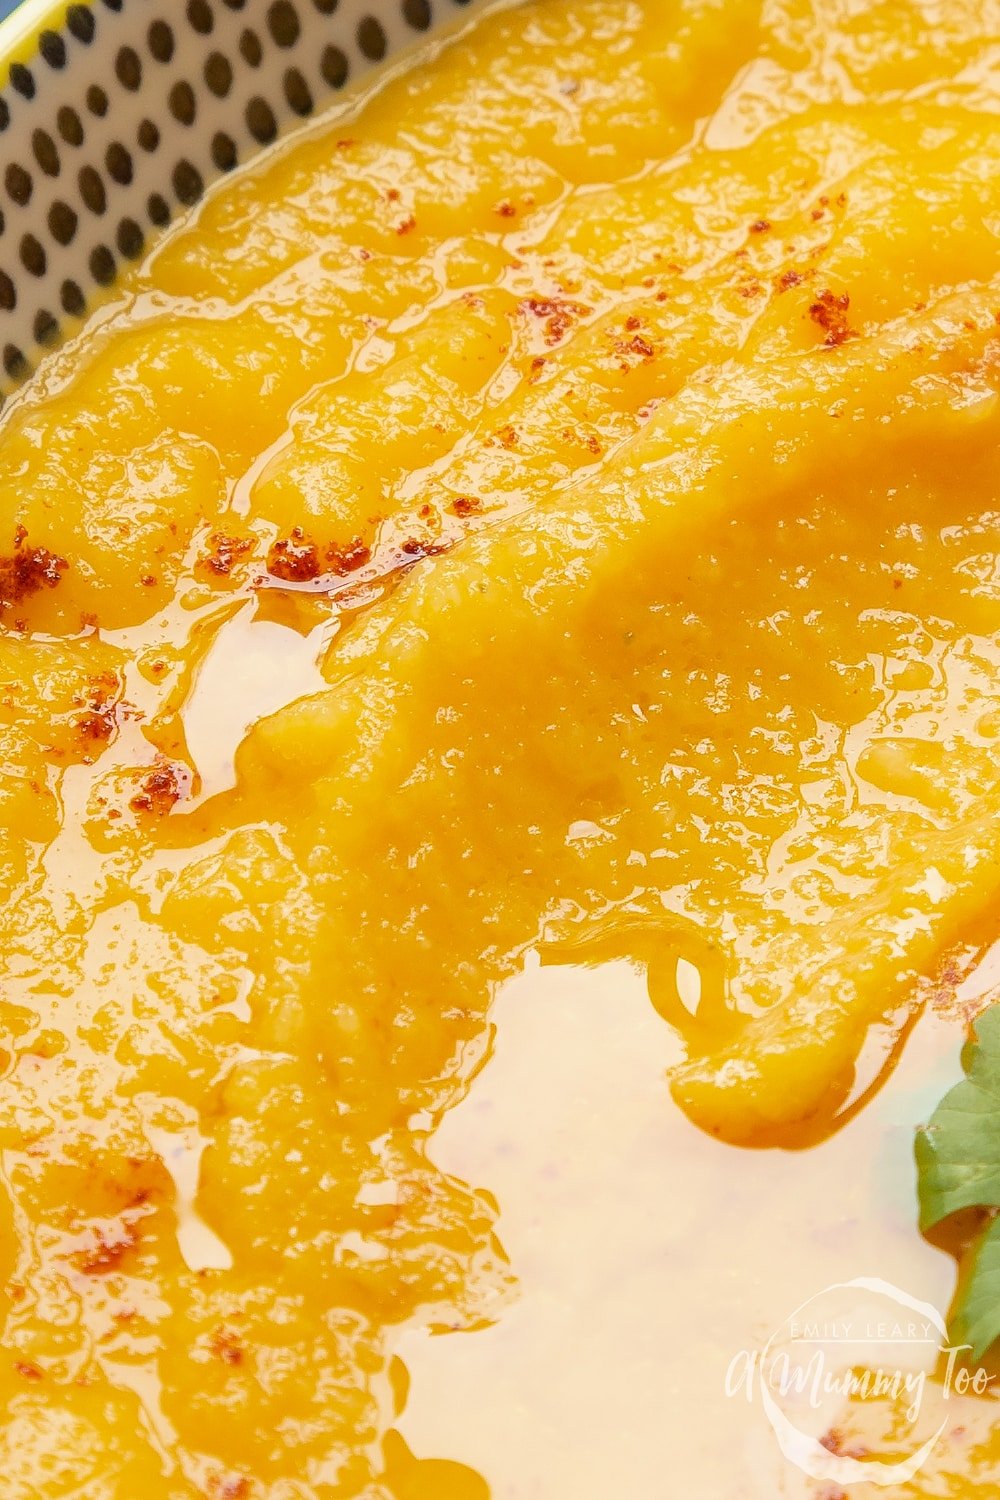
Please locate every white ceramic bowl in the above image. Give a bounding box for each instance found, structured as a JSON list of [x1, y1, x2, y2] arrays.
[[0, 0, 488, 393]]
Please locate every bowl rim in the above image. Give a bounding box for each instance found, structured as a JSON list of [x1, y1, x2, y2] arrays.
[[0, 0, 489, 397], [0, 0, 67, 73]]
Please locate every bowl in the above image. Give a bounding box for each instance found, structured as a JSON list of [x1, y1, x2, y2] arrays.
[[0, 0, 487, 397]]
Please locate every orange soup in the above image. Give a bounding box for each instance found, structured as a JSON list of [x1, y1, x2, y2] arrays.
[[1, 0, 1000, 1494]]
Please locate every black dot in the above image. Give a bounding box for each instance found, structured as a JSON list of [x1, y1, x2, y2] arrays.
[[137, 118, 160, 152], [147, 192, 171, 226], [204, 51, 232, 97], [283, 67, 312, 115], [0, 272, 15, 311], [102, 0, 124, 11], [57, 105, 84, 147], [86, 84, 109, 117], [89, 244, 115, 285], [33, 310, 58, 346], [5, 164, 32, 207], [10, 65, 35, 100], [356, 16, 387, 60], [321, 44, 348, 87], [39, 29, 68, 67], [47, 200, 78, 245], [0, 100, 9, 132], [116, 217, 144, 259], [79, 165, 107, 214], [245, 96, 277, 144], [211, 131, 237, 172], [239, 28, 262, 67], [105, 142, 134, 186], [20, 234, 46, 277], [402, 0, 431, 26], [313, 0, 339, 12], [169, 81, 197, 126], [4, 344, 27, 380], [32, 129, 60, 177], [61, 279, 85, 316], [66, 5, 96, 43], [221, 0, 246, 7], [187, 0, 214, 33], [147, 20, 175, 63], [172, 159, 204, 205], [268, 1, 300, 46], [115, 45, 142, 90]]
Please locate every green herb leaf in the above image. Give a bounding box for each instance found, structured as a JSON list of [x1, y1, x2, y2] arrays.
[[916, 1003, 1000, 1360], [951, 1216, 1000, 1360]]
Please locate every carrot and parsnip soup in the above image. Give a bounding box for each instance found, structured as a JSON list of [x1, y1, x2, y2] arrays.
[[2, 0, 1000, 1493]]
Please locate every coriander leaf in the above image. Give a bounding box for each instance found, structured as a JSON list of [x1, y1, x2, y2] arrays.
[[951, 1215, 1000, 1362], [916, 1003, 1000, 1232], [915, 1002, 1000, 1360]]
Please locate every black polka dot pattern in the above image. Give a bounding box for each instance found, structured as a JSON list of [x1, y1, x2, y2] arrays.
[[78, 165, 107, 215], [105, 142, 134, 185], [211, 131, 238, 171], [283, 67, 312, 115], [403, 0, 432, 30], [115, 45, 142, 89], [147, 20, 175, 64], [357, 17, 388, 60], [204, 52, 233, 96], [245, 95, 277, 143], [268, 2, 301, 47], [20, 234, 46, 277], [116, 217, 144, 258], [147, 191, 171, 226], [86, 84, 109, 117], [39, 31, 68, 70], [61, 279, 85, 316], [239, 28, 263, 67], [10, 64, 36, 101], [89, 244, 116, 285], [0, 0, 489, 393], [172, 158, 204, 204], [169, 80, 197, 125], [47, 201, 78, 245], [56, 105, 84, 146], [4, 344, 28, 379], [33, 308, 58, 344], [187, 1, 215, 36], [32, 129, 60, 176], [66, 7, 96, 45], [321, 44, 348, 87], [137, 117, 160, 152], [5, 164, 32, 206]]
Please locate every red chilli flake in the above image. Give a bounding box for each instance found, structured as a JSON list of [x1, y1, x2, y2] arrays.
[[451, 496, 482, 518], [129, 762, 188, 817], [0, 526, 68, 610], [326, 536, 371, 575], [808, 289, 856, 347], [266, 528, 322, 583], [200, 532, 253, 578]]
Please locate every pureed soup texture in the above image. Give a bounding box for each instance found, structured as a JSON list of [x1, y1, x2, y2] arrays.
[[3, 0, 1000, 1493]]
